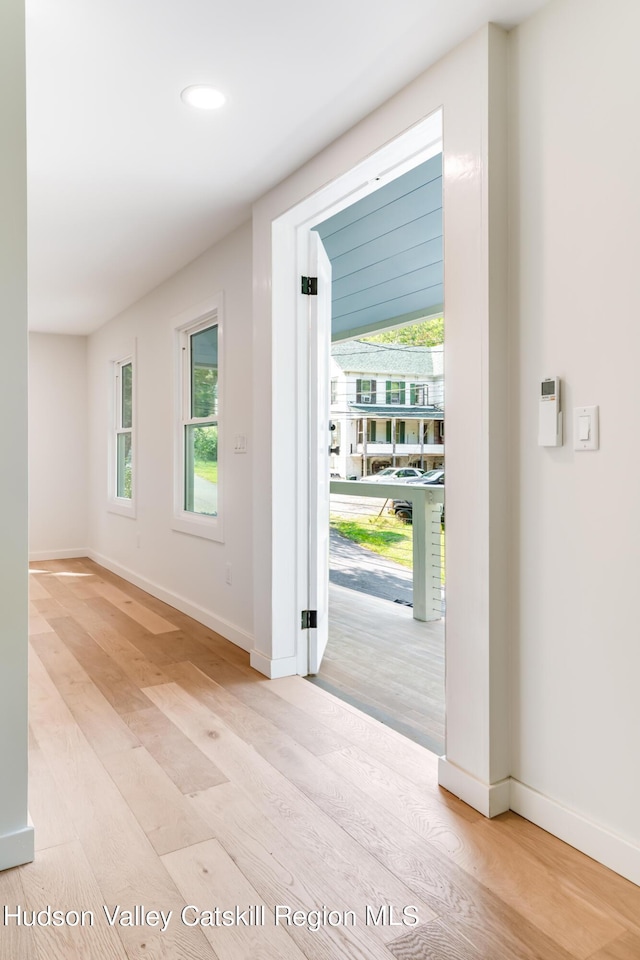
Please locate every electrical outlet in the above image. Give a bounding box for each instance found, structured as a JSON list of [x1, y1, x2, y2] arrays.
[[225, 563, 232, 585]]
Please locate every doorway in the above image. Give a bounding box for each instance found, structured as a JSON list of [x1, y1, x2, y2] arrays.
[[283, 117, 447, 756], [255, 29, 510, 816]]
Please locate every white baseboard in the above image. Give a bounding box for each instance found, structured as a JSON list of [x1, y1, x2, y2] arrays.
[[88, 551, 254, 653], [438, 761, 640, 887], [510, 779, 640, 888], [438, 757, 510, 818], [250, 650, 299, 679], [29, 548, 88, 561], [0, 824, 34, 872]]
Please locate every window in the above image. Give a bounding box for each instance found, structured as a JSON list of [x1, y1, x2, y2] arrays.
[[411, 382, 429, 406], [395, 420, 406, 444], [366, 420, 377, 442], [109, 353, 135, 517], [356, 378, 375, 403], [386, 380, 405, 404], [173, 296, 223, 541]]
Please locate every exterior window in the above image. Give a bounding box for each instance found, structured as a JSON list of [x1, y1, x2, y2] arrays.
[[386, 380, 406, 404], [356, 378, 375, 403], [330, 379, 337, 404], [109, 354, 135, 517], [366, 420, 377, 442], [395, 420, 406, 444], [439, 420, 445, 440], [173, 296, 223, 541], [412, 383, 429, 405]]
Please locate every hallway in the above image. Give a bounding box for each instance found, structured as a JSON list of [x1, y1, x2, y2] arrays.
[[12, 558, 640, 960]]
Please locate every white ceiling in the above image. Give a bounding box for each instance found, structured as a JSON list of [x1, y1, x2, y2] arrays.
[[26, 0, 548, 335]]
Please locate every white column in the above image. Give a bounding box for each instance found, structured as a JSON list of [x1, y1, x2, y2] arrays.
[[0, 0, 34, 870]]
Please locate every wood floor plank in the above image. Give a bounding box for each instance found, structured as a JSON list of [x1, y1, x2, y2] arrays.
[[143, 681, 437, 942], [586, 932, 640, 959], [268, 674, 448, 794], [78, 619, 172, 689], [239, 724, 583, 960], [18, 841, 129, 960], [28, 727, 77, 852], [190, 782, 403, 959], [27, 649, 219, 960], [46, 615, 152, 714], [0, 868, 35, 960], [32, 596, 68, 620], [29, 632, 141, 757], [102, 745, 215, 855], [388, 919, 486, 960], [491, 812, 640, 939], [171, 657, 346, 756], [89, 579, 179, 634], [322, 748, 624, 957], [28, 570, 53, 600], [121, 705, 229, 795], [162, 837, 309, 960], [322, 745, 479, 858], [29, 612, 55, 637]]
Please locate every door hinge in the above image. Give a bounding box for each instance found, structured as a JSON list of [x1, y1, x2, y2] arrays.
[[301, 276, 318, 296], [301, 609, 317, 629]]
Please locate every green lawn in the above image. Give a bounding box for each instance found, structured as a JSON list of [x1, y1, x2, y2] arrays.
[[194, 460, 218, 484], [330, 514, 413, 568], [330, 512, 445, 580]]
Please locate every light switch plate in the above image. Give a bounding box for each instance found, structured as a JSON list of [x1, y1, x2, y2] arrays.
[[573, 406, 599, 451], [234, 434, 247, 454]]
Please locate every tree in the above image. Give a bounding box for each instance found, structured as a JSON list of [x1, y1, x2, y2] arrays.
[[363, 316, 443, 347]]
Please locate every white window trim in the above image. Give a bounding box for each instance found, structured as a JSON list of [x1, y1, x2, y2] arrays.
[[172, 293, 224, 542], [108, 345, 137, 519]]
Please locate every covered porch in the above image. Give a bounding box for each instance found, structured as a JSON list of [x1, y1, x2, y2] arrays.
[[309, 583, 445, 755]]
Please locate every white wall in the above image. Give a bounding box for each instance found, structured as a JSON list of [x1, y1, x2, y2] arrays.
[[29, 333, 88, 558], [509, 0, 640, 868], [0, 0, 33, 871], [87, 221, 253, 649]]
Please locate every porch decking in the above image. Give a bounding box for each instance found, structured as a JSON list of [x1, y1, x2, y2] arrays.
[[309, 583, 445, 755]]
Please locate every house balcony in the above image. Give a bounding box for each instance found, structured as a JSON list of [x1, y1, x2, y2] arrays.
[[354, 442, 444, 456]]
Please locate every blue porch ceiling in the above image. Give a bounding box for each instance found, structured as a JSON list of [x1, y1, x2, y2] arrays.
[[313, 153, 443, 342]]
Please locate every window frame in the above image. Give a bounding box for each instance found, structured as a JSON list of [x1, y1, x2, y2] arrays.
[[355, 377, 375, 404], [413, 382, 429, 406], [172, 295, 224, 542], [389, 380, 404, 404], [108, 349, 136, 518]]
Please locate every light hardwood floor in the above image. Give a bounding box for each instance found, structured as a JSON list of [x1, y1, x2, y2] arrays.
[[4, 557, 639, 960]]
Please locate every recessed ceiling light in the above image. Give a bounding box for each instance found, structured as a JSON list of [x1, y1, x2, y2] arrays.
[[180, 85, 226, 110]]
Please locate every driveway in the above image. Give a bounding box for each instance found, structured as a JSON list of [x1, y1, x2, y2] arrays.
[[329, 527, 412, 605]]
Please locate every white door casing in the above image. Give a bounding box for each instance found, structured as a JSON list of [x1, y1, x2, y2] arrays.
[[306, 232, 331, 674]]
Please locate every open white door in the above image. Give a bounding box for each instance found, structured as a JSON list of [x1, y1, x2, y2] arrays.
[[307, 231, 332, 674]]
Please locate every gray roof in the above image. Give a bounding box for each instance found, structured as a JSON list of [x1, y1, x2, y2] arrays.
[[349, 404, 443, 419], [331, 339, 443, 377]]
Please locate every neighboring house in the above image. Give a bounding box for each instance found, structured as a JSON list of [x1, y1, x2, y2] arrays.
[[330, 339, 444, 477]]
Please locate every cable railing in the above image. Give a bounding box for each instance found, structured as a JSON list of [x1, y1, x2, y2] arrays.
[[329, 479, 444, 621]]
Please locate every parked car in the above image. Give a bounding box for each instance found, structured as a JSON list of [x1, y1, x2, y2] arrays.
[[406, 468, 444, 485], [389, 471, 445, 523], [360, 467, 425, 483]]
